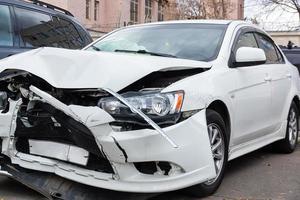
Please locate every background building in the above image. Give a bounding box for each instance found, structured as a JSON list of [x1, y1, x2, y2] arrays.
[[268, 31, 300, 47], [42, 0, 169, 38], [164, 0, 244, 21], [41, 0, 244, 38]]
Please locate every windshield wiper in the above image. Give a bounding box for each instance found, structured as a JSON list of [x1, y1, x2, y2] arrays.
[[91, 45, 101, 51], [114, 49, 177, 58]]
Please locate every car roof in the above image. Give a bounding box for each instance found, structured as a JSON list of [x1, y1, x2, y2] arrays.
[[0, 0, 74, 19], [145, 19, 235, 25], [123, 20, 252, 30]]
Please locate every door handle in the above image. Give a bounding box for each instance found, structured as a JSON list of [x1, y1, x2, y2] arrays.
[[264, 76, 272, 81], [286, 73, 292, 78]]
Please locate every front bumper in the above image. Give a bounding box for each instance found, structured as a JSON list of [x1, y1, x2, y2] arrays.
[[0, 86, 216, 193]]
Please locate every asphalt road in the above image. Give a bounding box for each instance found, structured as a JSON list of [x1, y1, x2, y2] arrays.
[[0, 143, 299, 200]]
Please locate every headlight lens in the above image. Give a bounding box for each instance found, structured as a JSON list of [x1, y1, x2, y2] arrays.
[[98, 90, 184, 118]]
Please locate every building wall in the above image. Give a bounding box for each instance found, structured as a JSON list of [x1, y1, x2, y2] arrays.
[[44, 0, 165, 33], [268, 31, 300, 47], [228, 0, 244, 20], [43, 0, 244, 35], [40, 0, 68, 9]]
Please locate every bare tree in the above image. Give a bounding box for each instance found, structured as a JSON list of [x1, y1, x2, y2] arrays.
[[177, 0, 207, 19], [259, 0, 300, 19], [176, 0, 232, 19], [208, 0, 232, 19]]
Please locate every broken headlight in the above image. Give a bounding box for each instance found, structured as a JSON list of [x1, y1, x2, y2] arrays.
[[98, 90, 184, 125]]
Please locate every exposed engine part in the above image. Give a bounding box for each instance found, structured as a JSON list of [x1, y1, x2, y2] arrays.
[[16, 101, 104, 156], [0, 69, 198, 180], [0, 91, 7, 111], [120, 68, 205, 92]]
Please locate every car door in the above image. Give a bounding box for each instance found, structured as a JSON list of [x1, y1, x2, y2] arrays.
[[0, 4, 19, 59], [230, 30, 273, 146], [255, 33, 292, 128]]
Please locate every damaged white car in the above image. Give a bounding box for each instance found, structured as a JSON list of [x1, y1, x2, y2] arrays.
[[0, 20, 299, 197]]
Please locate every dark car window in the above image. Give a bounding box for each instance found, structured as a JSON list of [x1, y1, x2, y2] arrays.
[[235, 32, 258, 50], [15, 7, 52, 47], [15, 7, 84, 49], [39, 16, 85, 49], [0, 5, 13, 47], [256, 34, 281, 64], [55, 17, 84, 49]]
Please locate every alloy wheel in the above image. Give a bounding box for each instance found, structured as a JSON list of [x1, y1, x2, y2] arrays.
[[204, 123, 225, 185], [288, 108, 298, 147]]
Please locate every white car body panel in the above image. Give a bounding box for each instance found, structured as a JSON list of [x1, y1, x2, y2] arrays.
[[0, 47, 211, 91], [0, 20, 299, 193]]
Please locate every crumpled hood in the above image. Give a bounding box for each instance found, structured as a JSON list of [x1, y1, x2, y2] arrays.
[[0, 47, 211, 91]]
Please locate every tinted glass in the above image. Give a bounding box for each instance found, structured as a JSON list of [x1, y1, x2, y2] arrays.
[[15, 8, 84, 49], [58, 18, 84, 49], [236, 32, 258, 50], [257, 34, 280, 63], [0, 5, 13, 46], [89, 24, 227, 61], [274, 44, 284, 63], [16, 7, 52, 47]]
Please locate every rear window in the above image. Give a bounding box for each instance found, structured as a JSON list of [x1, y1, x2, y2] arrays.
[[52, 17, 85, 49], [15, 7, 84, 49]]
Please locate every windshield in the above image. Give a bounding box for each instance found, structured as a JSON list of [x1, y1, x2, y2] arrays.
[[87, 24, 227, 61]]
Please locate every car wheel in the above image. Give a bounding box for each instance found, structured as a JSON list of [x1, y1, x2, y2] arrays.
[[185, 109, 228, 197], [276, 101, 299, 153]]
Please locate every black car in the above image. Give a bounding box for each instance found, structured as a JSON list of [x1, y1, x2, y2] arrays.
[[281, 48, 300, 74], [0, 0, 93, 59]]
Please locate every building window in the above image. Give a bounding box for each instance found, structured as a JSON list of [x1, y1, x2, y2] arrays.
[[86, 0, 91, 19], [130, 0, 139, 24], [94, 0, 99, 20], [158, 1, 164, 21], [145, 0, 152, 22]]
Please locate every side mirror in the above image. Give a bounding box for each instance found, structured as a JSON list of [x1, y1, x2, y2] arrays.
[[234, 47, 266, 67]]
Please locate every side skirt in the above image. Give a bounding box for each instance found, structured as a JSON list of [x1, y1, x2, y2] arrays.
[[228, 121, 287, 161]]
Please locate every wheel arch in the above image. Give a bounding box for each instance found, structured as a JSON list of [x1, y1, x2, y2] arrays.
[[206, 100, 231, 142]]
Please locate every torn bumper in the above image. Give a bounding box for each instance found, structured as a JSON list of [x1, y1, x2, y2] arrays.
[[0, 86, 216, 193]]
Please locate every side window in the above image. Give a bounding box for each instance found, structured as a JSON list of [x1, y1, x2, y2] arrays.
[[47, 17, 84, 49], [275, 44, 284, 63], [58, 18, 84, 49], [0, 5, 13, 47], [256, 34, 281, 64], [15, 8, 84, 49], [235, 32, 258, 50], [15, 7, 52, 48]]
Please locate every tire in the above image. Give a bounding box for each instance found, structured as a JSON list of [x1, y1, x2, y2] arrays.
[[185, 109, 228, 197], [275, 101, 299, 153]]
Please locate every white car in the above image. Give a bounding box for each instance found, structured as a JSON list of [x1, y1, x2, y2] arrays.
[[0, 20, 299, 197]]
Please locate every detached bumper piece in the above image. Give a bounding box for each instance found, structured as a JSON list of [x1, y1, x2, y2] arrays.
[[0, 160, 147, 200], [28, 140, 89, 166]]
